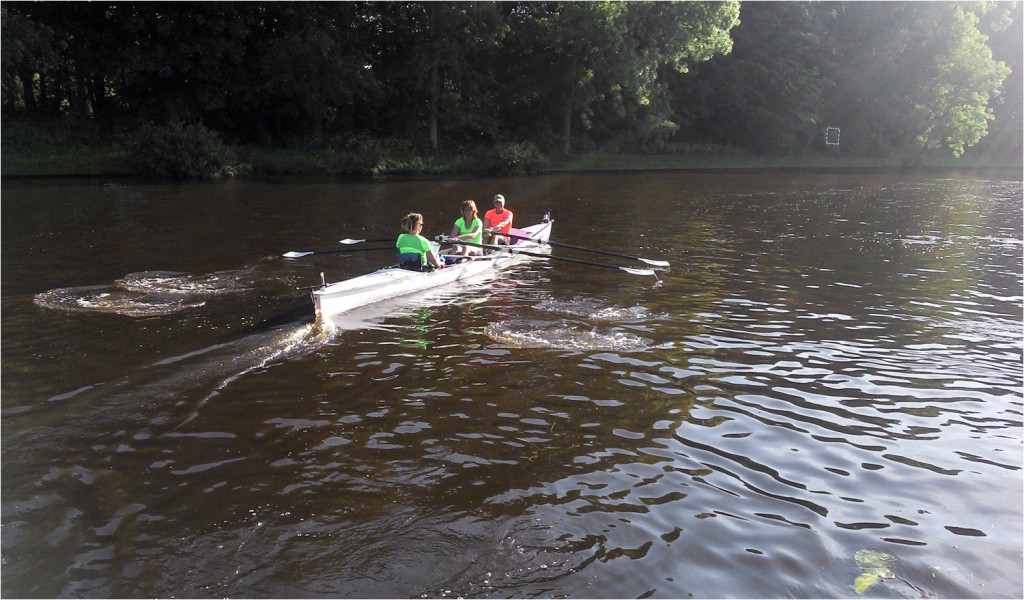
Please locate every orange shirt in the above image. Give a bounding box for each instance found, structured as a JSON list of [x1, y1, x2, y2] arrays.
[[484, 208, 514, 234]]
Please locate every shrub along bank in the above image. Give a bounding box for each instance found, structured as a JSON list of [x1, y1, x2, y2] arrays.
[[2, 120, 555, 178], [1, 119, 1016, 179]]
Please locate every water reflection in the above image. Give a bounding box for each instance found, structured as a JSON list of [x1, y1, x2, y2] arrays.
[[1, 173, 1020, 598]]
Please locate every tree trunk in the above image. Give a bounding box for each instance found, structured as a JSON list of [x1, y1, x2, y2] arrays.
[[560, 53, 579, 154], [74, 66, 89, 117], [560, 95, 572, 154], [19, 71, 37, 115], [429, 53, 439, 151], [312, 110, 323, 141], [39, 71, 54, 116], [91, 73, 106, 118]]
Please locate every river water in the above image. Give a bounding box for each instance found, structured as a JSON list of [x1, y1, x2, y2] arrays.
[[2, 171, 1021, 598]]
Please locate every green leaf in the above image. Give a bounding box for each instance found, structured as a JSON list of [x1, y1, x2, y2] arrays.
[[853, 549, 895, 593], [855, 549, 894, 575], [854, 573, 880, 594]]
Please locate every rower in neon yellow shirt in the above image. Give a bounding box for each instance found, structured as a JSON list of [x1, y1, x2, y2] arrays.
[[445, 199, 484, 258], [396, 212, 444, 271]]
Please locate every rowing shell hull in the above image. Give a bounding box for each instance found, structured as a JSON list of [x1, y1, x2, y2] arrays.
[[312, 219, 552, 319]]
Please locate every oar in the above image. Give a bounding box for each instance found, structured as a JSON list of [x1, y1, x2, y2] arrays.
[[282, 246, 393, 258], [338, 237, 394, 244], [504, 232, 669, 267], [441, 238, 658, 277]]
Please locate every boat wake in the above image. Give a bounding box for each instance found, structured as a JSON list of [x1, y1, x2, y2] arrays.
[[16, 318, 337, 438], [486, 318, 651, 351], [172, 321, 335, 428]]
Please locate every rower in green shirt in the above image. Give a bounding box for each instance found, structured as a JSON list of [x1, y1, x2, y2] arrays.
[[445, 199, 484, 259], [396, 212, 445, 271]]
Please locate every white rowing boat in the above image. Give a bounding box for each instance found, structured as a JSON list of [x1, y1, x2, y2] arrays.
[[311, 216, 553, 319]]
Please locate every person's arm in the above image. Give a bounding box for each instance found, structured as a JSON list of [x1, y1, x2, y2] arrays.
[[450, 224, 461, 239], [465, 219, 483, 239], [427, 238, 445, 268], [418, 235, 444, 268], [428, 248, 444, 268], [493, 212, 512, 230]]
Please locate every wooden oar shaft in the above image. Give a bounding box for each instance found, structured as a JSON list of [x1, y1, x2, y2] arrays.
[[505, 232, 668, 267]]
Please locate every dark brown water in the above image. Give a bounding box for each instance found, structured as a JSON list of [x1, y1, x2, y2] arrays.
[[2, 172, 1021, 598]]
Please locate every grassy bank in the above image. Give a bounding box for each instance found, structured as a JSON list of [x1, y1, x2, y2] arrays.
[[553, 151, 1021, 172], [1, 120, 137, 176], [2, 119, 1018, 178]]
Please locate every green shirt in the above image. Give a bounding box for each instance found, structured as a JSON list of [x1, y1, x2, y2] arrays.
[[396, 233, 432, 263], [454, 216, 483, 245]]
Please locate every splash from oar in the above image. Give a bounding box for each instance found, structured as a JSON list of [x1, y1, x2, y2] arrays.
[[534, 298, 652, 321], [485, 319, 650, 350], [116, 270, 254, 295], [33, 285, 206, 317]]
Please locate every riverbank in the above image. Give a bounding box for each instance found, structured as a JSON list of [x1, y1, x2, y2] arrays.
[[2, 119, 1019, 178]]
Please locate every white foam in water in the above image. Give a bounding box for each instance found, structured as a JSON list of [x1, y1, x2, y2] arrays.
[[115, 270, 254, 295], [34, 265, 287, 317], [33, 285, 206, 317], [486, 319, 650, 350], [534, 298, 652, 321]]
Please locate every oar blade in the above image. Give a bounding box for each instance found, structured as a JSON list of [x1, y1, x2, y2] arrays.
[[620, 266, 657, 276], [282, 250, 314, 258], [507, 232, 668, 268], [338, 238, 367, 244]]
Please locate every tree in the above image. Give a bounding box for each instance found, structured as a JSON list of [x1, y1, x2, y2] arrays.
[[966, 1, 1022, 160], [254, 3, 378, 144], [367, 2, 505, 150], [911, 5, 1010, 160], [506, 1, 738, 154], [1, 5, 58, 115], [671, 2, 834, 154], [3, 0, 1016, 163], [817, 2, 1011, 161]]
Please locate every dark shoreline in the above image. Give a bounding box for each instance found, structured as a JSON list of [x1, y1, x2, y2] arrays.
[[3, 164, 1021, 182]]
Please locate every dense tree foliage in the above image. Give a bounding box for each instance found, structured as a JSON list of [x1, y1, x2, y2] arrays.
[[2, 1, 1018, 163]]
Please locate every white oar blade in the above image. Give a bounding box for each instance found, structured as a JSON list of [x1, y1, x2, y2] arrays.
[[639, 257, 671, 267], [338, 238, 367, 244], [621, 267, 657, 276], [282, 251, 314, 258]]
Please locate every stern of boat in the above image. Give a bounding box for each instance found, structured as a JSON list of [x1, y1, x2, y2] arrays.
[[514, 212, 553, 246], [312, 288, 323, 319]]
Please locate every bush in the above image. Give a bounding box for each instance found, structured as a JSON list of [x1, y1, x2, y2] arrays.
[[479, 142, 549, 176], [322, 136, 413, 175], [130, 121, 239, 178]]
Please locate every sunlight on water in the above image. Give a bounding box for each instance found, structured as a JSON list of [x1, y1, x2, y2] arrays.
[[534, 297, 654, 321], [486, 318, 651, 350], [479, 297, 658, 350], [3, 174, 1020, 599]]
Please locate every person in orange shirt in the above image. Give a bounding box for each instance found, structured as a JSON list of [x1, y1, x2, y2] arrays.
[[483, 194, 514, 246]]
